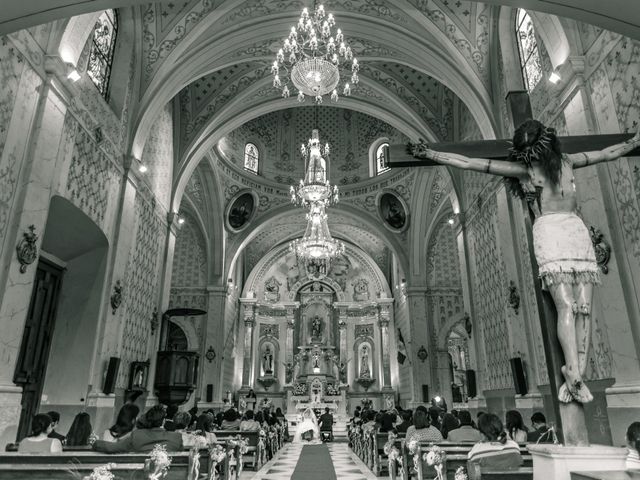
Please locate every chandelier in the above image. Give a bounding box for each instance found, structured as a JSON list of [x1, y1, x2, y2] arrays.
[[290, 202, 345, 263], [271, 4, 360, 103], [289, 128, 344, 268], [289, 129, 339, 208]]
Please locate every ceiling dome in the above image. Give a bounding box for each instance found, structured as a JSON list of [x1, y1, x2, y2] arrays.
[[217, 106, 409, 186]]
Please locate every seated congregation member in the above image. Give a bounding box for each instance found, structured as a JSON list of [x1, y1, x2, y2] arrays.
[[240, 410, 260, 431], [18, 414, 63, 453], [163, 404, 180, 431], [189, 414, 217, 446], [505, 410, 528, 443], [527, 412, 553, 443], [395, 410, 413, 433], [221, 408, 242, 430], [441, 413, 460, 439], [378, 411, 395, 433], [66, 412, 94, 446], [405, 406, 443, 443], [467, 413, 522, 479], [172, 411, 192, 433], [626, 422, 640, 469], [93, 405, 183, 453], [447, 410, 484, 443], [47, 411, 66, 443], [103, 404, 140, 442], [428, 406, 443, 431]]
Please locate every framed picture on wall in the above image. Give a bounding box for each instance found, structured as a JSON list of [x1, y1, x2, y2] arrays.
[[128, 360, 150, 391]]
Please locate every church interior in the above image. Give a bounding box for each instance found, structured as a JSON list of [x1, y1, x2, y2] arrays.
[[0, 1, 640, 479]]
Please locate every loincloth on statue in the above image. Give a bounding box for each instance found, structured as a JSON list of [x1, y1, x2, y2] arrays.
[[532, 212, 601, 289]]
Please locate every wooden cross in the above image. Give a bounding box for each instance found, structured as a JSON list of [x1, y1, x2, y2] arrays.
[[387, 91, 639, 446]]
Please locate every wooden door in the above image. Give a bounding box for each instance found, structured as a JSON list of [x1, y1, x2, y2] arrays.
[[13, 259, 64, 441]]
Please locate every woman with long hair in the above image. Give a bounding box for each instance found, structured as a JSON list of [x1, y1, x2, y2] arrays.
[[18, 414, 63, 453], [505, 410, 528, 443], [441, 412, 460, 440], [409, 121, 640, 404], [467, 413, 522, 479], [405, 406, 443, 443], [66, 412, 94, 446], [103, 404, 140, 442]]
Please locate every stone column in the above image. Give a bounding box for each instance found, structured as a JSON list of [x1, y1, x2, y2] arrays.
[[198, 285, 227, 406], [406, 286, 432, 405], [335, 304, 348, 361], [378, 300, 394, 389], [239, 298, 257, 388]]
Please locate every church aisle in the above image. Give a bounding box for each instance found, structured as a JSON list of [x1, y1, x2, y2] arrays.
[[243, 442, 378, 480]]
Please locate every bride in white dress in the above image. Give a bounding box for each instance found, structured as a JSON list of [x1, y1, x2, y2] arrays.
[[294, 408, 320, 443]]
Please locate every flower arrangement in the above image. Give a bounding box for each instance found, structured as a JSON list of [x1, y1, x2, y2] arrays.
[[227, 435, 249, 476], [83, 463, 116, 480], [145, 444, 172, 480], [293, 382, 308, 395], [208, 444, 228, 480], [383, 432, 404, 477], [422, 444, 446, 480], [325, 383, 339, 396], [406, 439, 420, 473]]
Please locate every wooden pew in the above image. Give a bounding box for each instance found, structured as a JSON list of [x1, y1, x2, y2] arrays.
[[0, 446, 231, 480], [0, 462, 189, 480], [373, 432, 405, 477], [479, 467, 534, 479], [571, 471, 640, 480], [213, 430, 261, 471]]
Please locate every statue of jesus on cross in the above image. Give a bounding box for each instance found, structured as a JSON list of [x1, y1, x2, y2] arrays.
[[409, 119, 640, 404]]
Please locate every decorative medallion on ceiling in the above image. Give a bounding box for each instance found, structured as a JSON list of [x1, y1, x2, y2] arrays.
[[271, 4, 360, 103]]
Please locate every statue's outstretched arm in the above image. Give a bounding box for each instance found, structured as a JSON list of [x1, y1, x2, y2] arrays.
[[570, 128, 640, 168], [407, 141, 527, 177]]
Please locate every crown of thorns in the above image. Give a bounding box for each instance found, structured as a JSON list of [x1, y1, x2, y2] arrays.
[[509, 126, 555, 166]]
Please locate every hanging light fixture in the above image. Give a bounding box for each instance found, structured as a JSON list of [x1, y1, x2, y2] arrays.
[[272, 4, 360, 103], [289, 127, 344, 270], [289, 129, 339, 208], [289, 202, 345, 265]]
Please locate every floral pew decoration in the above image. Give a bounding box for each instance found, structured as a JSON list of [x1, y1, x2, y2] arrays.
[[226, 435, 249, 476], [186, 440, 231, 480], [384, 432, 404, 480], [407, 441, 447, 480], [79, 444, 172, 480]]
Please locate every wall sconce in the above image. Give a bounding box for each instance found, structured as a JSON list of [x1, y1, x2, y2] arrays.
[[16, 225, 39, 273], [205, 346, 216, 363], [508, 280, 520, 315], [417, 345, 428, 362], [150, 308, 159, 334], [464, 313, 472, 336], [110, 280, 123, 314]]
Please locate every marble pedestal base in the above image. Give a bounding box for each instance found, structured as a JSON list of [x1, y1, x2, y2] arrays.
[[528, 444, 628, 480]]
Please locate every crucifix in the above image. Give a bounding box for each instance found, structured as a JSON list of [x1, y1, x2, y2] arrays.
[[388, 91, 640, 446]]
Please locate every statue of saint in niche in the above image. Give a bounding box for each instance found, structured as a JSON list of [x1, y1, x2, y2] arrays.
[[311, 315, 322, 340], [262, 345, 274, 375], [359, 345, 371, 378]]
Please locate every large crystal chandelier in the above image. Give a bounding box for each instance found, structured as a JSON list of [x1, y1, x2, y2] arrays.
[[271, 4, 360, 103], [289, 129, 344, 269], [290, 202, 345, 262], [289, 129, 339, 208]]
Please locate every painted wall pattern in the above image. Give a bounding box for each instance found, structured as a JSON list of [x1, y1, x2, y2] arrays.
[[171, 212, 207, 288], [467, 194, 511, 390], [141, 103, 174, 212], [118, 192, 164, 388]]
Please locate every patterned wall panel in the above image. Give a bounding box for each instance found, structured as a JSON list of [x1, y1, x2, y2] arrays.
[[171, 212, 207, 288], [118, 192, 164, 388], [427, 218, 463, 289], [141, 103, 174, 212], [65, 118, 121, 232], [467, 194, 511, 390]]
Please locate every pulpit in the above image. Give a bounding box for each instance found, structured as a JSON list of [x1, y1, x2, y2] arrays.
[[154, 350, 199, 405]]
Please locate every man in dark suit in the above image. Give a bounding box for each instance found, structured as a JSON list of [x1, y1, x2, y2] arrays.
[[527, 412, 553, 443], [93, 405, 183, 453], [319, 408, 334, 442]]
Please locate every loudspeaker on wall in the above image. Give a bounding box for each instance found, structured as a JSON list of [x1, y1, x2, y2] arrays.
[[206, 384, 213, 403], [510, 357, 528, 395], [466, 369, 477, 398], [422, 384, 429, 402], [103, 357, 120, 395]]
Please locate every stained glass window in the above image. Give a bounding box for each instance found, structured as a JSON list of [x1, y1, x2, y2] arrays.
[[244, 143, 259, 174], [516, 9, 542, 92], [87, 10, 118, 100], [376, 142, 390, 175]]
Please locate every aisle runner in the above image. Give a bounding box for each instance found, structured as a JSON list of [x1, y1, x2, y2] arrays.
[[290, 444, 337, 480]]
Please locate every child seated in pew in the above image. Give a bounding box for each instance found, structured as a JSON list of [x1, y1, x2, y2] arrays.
[[467, 413, 523, 480], [18, 414, 63, 453]]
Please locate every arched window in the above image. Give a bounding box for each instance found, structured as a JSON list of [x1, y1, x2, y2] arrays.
[[87, 9, 118, 100], [375, 142, 390, 175], [516, 9, 542, 92], [244, 143, 259, 174]]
